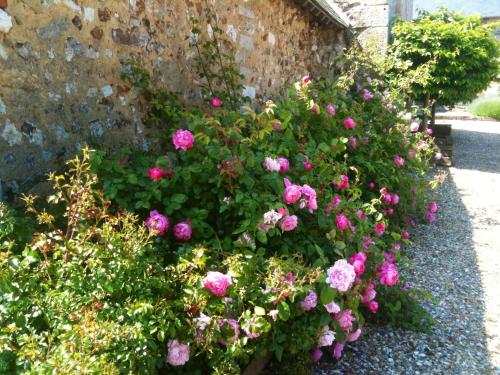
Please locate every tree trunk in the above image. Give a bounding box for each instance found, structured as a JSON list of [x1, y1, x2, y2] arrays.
[[430, 101, 437, 127]]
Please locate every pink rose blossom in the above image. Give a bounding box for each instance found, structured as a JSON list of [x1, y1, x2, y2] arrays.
[[335, 309, 355, 331], [264, 157, 281, 172], [435, 152, 443, 160], [263, 210, 283, 225], [273, 121, 282, 131], [304, 161, 313, 171], [356, 209, 368, 220], [362, 89, 373, 101], [349, 252, 367, 277], [278, 157, 290, 173], [385, 208, 394, 216], [368, 182, 376, 190], [361, 236, 374, 250], [172, 129, 194, 151], [277, 207, 288, 216], [211, 97, 222, 107], [428, 202, 438, 213], [302, 75, 311, 84], [147, 167, 165, 181], [336, 214, 349, 231], [203, 271, 232, 297], [318, 325, 336, 347], [365, 300, 379, 313], [410, 122, 419, 132], [300, 290, 318, 311], [347, 327, 362, 342], [394, 155, 405, 168], [378, 262, 399, 286], [391, 194, 400, 205], [283, 178, 302, 204], [166, 339, 190, 366], [408, 148, 415, 158], [425, 128, 433, 135], [300, 184, 318, 213], [327, 104, 336, 116], [383, 193, 392, 205], [363, 282, 376, 303], [333, 175, 350, 190], [280, 215, 298, 232], [384, 252, 396, 264], [348, 136, 357, 149], [311, 103, 319, 113], [333, 195, 342, 207], [311, 348, 323, 363], [145, 210, 169, 235], [173, 220, 192, 241], [324, 301, 341, 314], [343, 118, 356, 129], [393, 242, 401, 251], [374, 222, 386, 237], [402, 231, 410, 240], [333, 343, 345, 359], [426, 212, 437, 223], [326, 260, 356, 292]]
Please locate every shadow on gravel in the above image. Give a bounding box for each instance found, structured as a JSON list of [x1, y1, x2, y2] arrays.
[[311, 127, 496, 374], [451, 128, 500, 174]]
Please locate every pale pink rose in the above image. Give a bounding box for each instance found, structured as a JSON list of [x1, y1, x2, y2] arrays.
[[324, 301, 341, 314], [333, 343, 345, 359], [393, 242, 401, 251], [280, 215, 298, 231], [173, 221, 192, 241], [394, 155, 405, 168], [300, 184, 318, 213], [435, 152, 443, 160], [410, 122, 419, 132], [378, 262, 399, 286], [408, 148, 416, 158], [425, 128, 433, 135], [166, 339, 190, 366], [326, 260, 356, 292], [264, 157, 281, 172], [335, 309, 355, 331], [343, 118, 356, 129], [318, 325, 336, 347], [349, 252, 367, 277], [283, 178, 302, 204], [326, 104, 336, 116], [347, 327, 362, 342], [172, 129, 194, 151], [300, 290, 318, 311], [263, 210, 283, 225], [363, 282, 376, 303], [203, 271, 232, 297], [211, 97, 222, 107], [278, 157, 290, 173], [403, 113, 412, 121], [148, 167, 164, 181]]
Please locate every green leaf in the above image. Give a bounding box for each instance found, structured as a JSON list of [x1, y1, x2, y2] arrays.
[[320, 285, 336, 305], [256, 231, 267, 244], [171, 194, 188, 204], [254, 306, 266, 316], [278, 301, 290, 321]]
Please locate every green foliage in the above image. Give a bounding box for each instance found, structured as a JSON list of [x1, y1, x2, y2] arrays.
[[470, 96, 500, 120], [188, 2, 246, 109], [391, 8, 500, 107], [371, 285, 435, 333]]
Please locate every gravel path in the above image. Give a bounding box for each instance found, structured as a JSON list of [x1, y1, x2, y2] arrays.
[[315, 120, 500, 375]]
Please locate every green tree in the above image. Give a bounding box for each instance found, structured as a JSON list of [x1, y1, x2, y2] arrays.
[[390, 8, 500, 125]]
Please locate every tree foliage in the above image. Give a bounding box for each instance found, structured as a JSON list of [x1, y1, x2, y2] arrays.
[[390, 8, 500, 107]]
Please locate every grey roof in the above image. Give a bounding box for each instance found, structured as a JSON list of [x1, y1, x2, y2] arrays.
[[296, 0, 350, 28]]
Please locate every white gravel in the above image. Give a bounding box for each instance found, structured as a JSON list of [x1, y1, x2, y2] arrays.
[[315, 120, 500, 375]]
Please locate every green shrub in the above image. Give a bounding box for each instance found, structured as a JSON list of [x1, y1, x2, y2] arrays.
[[470, 97, 500, 120]]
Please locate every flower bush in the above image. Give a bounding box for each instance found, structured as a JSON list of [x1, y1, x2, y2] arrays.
[[1, 67, 440, 373]]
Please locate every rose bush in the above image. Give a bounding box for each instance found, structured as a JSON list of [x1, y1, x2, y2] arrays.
[[1, 69, 440, 374]]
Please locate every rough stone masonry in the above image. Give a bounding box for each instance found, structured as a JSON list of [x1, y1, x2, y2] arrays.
[[0, 0, 351, 198]]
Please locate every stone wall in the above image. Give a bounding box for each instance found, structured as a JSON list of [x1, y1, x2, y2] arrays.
[[0, 0, 348, 198]]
